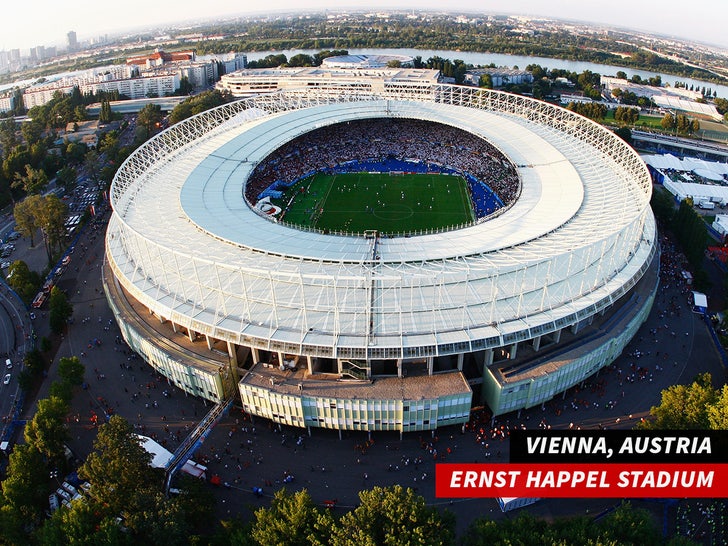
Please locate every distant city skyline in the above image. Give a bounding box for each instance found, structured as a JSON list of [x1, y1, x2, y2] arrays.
[[3, 0, 728, 51]]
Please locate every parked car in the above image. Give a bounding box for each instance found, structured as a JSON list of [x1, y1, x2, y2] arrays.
[[3, 373, 11, 385]]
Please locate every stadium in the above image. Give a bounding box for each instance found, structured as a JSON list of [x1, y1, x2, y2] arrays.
[[104, 83, 659, 434]]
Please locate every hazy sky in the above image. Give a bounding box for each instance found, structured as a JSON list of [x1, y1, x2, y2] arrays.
[[3, 0, 728, 51]]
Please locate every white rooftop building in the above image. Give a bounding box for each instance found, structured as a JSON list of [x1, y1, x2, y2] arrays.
[[216, 67, 441, 98]]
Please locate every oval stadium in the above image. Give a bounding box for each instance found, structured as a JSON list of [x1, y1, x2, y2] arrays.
[[104, 83, 659, 435]]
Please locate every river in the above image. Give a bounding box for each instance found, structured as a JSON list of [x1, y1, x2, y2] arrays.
[[241, 47, 728, 99]]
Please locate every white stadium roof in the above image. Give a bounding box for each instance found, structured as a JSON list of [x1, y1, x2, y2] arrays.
[[107, 84, 656, 359]]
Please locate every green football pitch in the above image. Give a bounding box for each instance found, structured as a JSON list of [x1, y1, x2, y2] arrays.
[[275, 172, 475, 235]]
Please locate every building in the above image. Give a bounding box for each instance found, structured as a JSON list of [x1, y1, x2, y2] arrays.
[[464, 68, 533, 87], [23, 70, 180, 108], [601, 76, 722, 121], [216, 67, 441, 98], [218, 53, 248, 75], [321, 54, 414, 68], [126, 49, 196, 68], [104, 83, 657, 434], [67, 31, 78, 52], [0, 94, 14, 114]]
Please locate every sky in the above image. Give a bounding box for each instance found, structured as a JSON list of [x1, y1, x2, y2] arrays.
[[3, 0, 728, 52]]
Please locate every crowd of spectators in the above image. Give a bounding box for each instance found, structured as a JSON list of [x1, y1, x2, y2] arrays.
[[245, 118, 520, 211]]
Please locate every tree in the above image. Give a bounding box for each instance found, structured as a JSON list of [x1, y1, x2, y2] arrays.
[[64, 141, 88, 163], [288, 53, 315, 67], [478, 74, 493, 89], [84, 148, 103, 184], [49, 286, 73, 334], [99, 98, 114, 123], [37, 496, 135, 546], [73, 105, 87, 122], [661, 113, 676, 131], [175, 76, 194, 96], [251, 488, 327, 546], [707, 385, 728, 429], [58, 355, 85, 386], [20, 119, 44, 147], [614, 126, 633, 145], [137, 103, 163, 139], [56, 165, 77, 190], [462, 502, 664, 546], [49, 379, 73, 402], [0, 117, 18, 156], [12, 164, 48, 195], [36, 193, 68, 263], [5, 260, 41, 303], [638, 373, 718, 429], [14, 194, 41, 247], [328, 485, 455, 546], [23, 347, 46, 378], [79, 415, 158, 515], [0, 444, 50, 528], [169, 90, 228, 125], [24, 395, 70, 463]]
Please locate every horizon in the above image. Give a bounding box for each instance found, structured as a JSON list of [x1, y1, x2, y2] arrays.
[[3, 1, 728, 53]]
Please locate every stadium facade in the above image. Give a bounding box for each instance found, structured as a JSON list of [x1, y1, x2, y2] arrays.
[[104, 83, 658, 434]]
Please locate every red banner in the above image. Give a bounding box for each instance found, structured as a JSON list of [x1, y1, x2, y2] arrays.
[[435, 463, 728, 498]]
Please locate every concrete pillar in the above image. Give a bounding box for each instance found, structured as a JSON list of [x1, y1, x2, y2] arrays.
[[553, 329, 562, 344], [171, 322, 178, 333], [251, 347, 260, 365], [187, 328, 195, 343], [205, 335, 213, 351], [510, 342, 518, 360], [277, 351, 284, 370], [427, 357, 434, 375], [227, 341, 238, 366], [457, 353, 464, 371], [307, 355, 313, 374], [532, 335, 541, 352], [397, 359, 403, 378]]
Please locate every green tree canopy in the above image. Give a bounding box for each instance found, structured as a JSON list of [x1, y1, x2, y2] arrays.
[[55, 165, 77, 190], [13, 193, 42, 246], [5, 259, 42, 303], [328, 485, 455, 546], [639, 372, 721, 429], [23, 395, 70, 464], [79, 415, 158, 515], [0, 444, 50, 528], [462, 502, 667, 546], [49, 286, 73, 334], [251, 488, 328, 546], [36, 193, 68, 263], [12, 163, 48, 195], [58, 355, 85, 386], [137, 103, 163, 139]]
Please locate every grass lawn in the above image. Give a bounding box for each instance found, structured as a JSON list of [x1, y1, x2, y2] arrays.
[[275, 172, 475, 235]]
